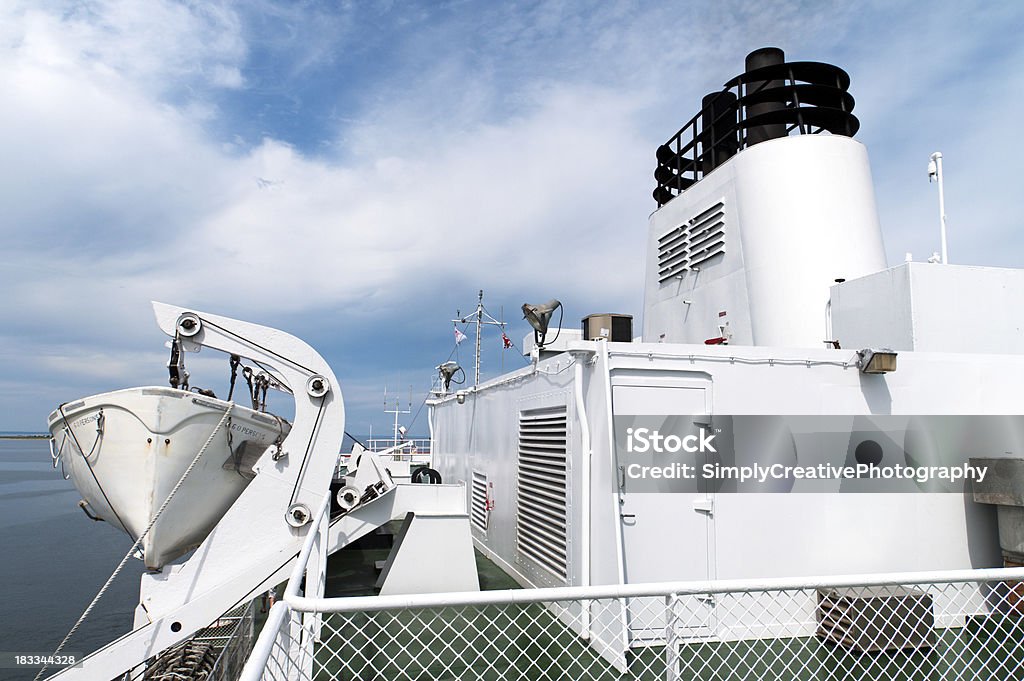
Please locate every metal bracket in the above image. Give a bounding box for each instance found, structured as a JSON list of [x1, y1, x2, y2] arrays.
[[693, 498, 714, 516]]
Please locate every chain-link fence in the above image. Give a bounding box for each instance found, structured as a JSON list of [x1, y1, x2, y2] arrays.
[[245, 568, 1024, 681]]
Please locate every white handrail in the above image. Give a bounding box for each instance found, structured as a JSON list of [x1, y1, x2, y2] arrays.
[[284, 492, 332, 601], [238, 601, 290, 681], [286, 566, 1024, 614], [238, 491, 331, 681]]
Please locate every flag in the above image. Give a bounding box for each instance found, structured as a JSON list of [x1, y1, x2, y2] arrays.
[[501, 332, 513, 349], [454, 327, 467, 345]]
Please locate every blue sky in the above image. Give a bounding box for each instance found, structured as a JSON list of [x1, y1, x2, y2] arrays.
[[1, 1, 1022, 437]]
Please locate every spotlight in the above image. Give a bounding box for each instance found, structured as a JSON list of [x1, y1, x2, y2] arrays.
[[437, 360, 463, 392], [857, 348, 897, 374], [522, 299, 562, 349]]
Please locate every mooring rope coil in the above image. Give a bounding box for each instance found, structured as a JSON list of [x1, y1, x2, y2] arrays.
[[36, 403, 235, 681]]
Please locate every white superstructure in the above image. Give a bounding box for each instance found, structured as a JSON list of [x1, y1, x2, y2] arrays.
[[428, 47, 1024, 623]]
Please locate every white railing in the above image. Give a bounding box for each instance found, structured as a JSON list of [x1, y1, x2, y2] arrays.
[[205, 601, 256, 681], [240, 502, 1024, 680], [334, 441, 433, 479], [240, 492, 333, 681], [364, 438, 431, 456]]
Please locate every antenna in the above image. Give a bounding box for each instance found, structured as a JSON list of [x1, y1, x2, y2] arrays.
[[383, 386, 411, 448], [928, 151, 948, 264], [451, 290, 507, 387]]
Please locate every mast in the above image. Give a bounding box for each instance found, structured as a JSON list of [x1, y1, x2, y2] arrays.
[[383, 387, 411, 447], [452, 290, 507, 387], [474, 290, 483, 386]]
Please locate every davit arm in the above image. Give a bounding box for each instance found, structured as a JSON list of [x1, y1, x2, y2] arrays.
[[47, 301, 347, 679]]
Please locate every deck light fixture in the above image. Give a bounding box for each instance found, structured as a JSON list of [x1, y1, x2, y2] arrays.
[[522, 299, 562, 349], [437, 361, 463, 393], [857, 348, 898, 374]]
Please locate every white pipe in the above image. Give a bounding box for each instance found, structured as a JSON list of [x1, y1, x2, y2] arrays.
[[607, 348, 857, 368], [573, 350, 595, 640], [597, 340, 630, 651], [824, 298, 832, 345], [286, 566, 1024, 613], [428, 403, 436, 470], [931, 151, 948, 264]]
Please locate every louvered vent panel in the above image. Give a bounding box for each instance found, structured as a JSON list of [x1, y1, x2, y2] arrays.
[[517, 407, 568, 580], [471, 470, 488, 532], [658, 200, 726, 282]]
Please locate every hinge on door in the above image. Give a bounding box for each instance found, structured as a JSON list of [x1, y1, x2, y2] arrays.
[[692, 498, 713, 516]]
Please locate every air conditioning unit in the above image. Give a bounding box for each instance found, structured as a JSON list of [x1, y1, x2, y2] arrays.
[[816, 586, 935, 652], [582, 313, 633, 342]]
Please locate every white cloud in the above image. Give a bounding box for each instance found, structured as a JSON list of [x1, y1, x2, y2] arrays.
[[0, 2, 653, 430], [3, 1, 246, 96], [174, 85, 648, 312], [209, 64, 245, 89], [2, 0, 1023, 432]]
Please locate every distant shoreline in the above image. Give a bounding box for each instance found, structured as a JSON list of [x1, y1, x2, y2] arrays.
[[0, 434, 49, 440]]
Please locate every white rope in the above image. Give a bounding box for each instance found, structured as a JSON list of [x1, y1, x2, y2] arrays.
[[36, 403, 235, 681]]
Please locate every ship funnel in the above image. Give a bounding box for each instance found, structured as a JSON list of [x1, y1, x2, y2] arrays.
[[645, 50, 885, 348]]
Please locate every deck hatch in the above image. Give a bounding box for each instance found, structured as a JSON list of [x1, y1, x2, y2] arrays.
[[516, 406, 569, 580], [658, 199, 726, 282], [471, 470, 489, 532]]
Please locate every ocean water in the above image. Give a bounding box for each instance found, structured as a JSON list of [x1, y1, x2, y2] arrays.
[[0, 433, 419, 679], [0, 437, 142, 681]]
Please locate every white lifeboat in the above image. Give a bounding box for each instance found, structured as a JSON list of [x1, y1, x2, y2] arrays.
[[48, 387, 289, 569]]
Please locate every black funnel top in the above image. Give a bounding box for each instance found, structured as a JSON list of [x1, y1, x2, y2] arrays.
[[743, 48, 787, 145], [653, 48, 859, 207], [745, 47, 785, 72]]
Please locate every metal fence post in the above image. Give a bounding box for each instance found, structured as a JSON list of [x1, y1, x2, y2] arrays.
[[665, 593, 680, 681]]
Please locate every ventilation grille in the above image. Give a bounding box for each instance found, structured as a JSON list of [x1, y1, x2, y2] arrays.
[[471, 470, 489, 532], [516, 407, 568, 580], [657, 200, 726, 282]]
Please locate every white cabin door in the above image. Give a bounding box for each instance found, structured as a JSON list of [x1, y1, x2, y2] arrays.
[[611, 375, 715, 641]]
